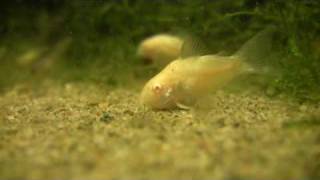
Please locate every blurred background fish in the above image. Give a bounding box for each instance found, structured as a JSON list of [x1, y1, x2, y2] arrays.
[[137, 34, 183, 67]]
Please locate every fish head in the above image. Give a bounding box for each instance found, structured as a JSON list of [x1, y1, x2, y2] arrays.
[[140, 80, 177, 110]]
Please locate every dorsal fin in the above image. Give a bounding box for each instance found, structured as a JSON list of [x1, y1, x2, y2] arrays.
[[180, 35, 209, 59]]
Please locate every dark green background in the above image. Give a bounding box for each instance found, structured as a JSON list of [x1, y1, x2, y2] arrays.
[[0, 0, 319, 101]]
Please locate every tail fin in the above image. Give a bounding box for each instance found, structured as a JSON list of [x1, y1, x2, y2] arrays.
[[234, 26, 277, 68]]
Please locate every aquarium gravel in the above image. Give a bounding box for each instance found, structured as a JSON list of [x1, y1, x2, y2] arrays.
[[0, 82, 319, 179]]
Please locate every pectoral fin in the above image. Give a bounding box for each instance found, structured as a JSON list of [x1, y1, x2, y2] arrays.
[[176, 102, 191, 110]]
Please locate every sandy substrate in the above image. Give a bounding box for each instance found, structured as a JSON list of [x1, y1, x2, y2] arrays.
[[0, 81, 319, 179]]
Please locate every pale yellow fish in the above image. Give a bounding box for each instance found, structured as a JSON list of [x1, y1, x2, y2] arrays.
[[137, 34, 183, 67], [140, 27, 275, 110]]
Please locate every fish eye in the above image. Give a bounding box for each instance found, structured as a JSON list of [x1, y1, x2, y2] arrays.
[[152, 84, 162, 93]]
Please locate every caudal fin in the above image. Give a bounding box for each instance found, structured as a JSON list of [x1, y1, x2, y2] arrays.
[[234, 26, 277, 68]]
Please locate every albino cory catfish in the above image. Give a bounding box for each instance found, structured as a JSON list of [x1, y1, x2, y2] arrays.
[[137, 34, 183, 66], [140, 27, 276, 110]]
